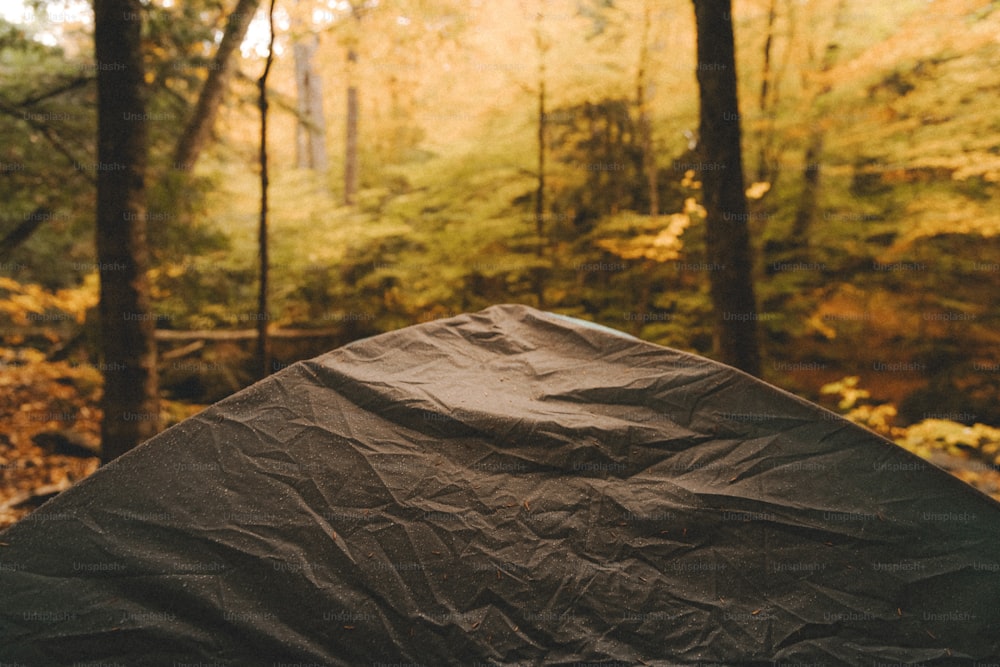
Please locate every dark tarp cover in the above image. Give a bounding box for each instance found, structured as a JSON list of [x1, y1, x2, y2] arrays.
[[2, 304, 999, 666]]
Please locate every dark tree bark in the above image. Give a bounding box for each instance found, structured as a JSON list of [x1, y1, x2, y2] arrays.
[[789, 133, 823, 244], [172, 0, 261, 172], [256, 0, 276, 379], [94, 0, 159, 462], [692, 0, 761, 376]]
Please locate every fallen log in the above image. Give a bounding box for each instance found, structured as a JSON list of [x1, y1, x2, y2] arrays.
[[154, 327, 342, 341]]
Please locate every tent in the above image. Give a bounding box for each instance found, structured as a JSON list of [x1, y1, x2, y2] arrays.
[[2, 304, 999, 665]]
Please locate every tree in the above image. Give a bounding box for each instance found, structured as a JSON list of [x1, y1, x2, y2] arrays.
[[754, 0, 779, 183], [531, 4, 549, 306], [171, 0, 262, 173], [533, 7, 547, 251], [344, 47, 359, 204], [292, 1, 328, 172], [789, 0, 848, 247], [342, 2, 371, 205], [93, 0, 159, 462], [636, 0, 659, 218], [0, 26, 97, 282], [692, 0, 761, 376], [257, 0, 277, 379]]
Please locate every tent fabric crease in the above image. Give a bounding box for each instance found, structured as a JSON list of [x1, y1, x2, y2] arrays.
[[1, 304, 998, 665]]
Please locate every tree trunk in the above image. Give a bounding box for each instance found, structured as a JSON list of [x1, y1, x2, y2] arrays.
[[344, 48, 359, 205], [637, 0, 659, 217], [257, 0, 276, 379], [755, 0, 778, 183], [172, 0, 261, 173], [789, 132, 823, 244], [532, 6, 547, 308], [293, 12, 327, 172], [535, 26, 546, 252], [789, 0, 848, 247], [94, 0, 159, 463], [692, 0, 761, 376]]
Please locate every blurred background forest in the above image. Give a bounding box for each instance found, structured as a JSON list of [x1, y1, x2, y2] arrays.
[[2, 0, 1000, 524]]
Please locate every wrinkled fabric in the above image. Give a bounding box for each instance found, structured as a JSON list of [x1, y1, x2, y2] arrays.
[[2, 304, 998, 666]]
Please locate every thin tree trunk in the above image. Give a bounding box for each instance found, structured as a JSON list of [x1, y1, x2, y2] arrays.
[[755, 0, 778, 183], [762, 0, 797, 191], [637, 0, 659, 217], [94, 0, 159, 462], [0, 207, 49, 260], [256, 0, 276, 379], [294, 40, 310, 168], [532, 6, 548, 308], [789, 133, 823, 243], [172, 0, 261, 172], [789, 0, 848, 246], [293, 7, 327, 172], [344, 48, 359, 205], [535, 32, 546, 252], [692, 0, 761, 376]]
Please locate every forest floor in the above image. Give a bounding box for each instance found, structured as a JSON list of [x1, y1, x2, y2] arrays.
[[0, 352, 102, 528], [0, 350, 205, 529]]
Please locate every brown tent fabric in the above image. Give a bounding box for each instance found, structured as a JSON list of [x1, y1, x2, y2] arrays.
[[2, 304, 999, 665]]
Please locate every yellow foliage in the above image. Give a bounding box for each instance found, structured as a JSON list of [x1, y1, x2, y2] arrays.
[[806, 313, 837, 340], [0, 275, 99, 325], [820, 376, 870, 410], [745, 181, 771, 200], [683, 197, 705, 217], [820, 376, 1000, 499], [596, 212, 691, 262], [897, 419, 1000, 465], [681, 170, 701, 190], [844, 403, 898, 437], [820, 377, 898, 436]]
